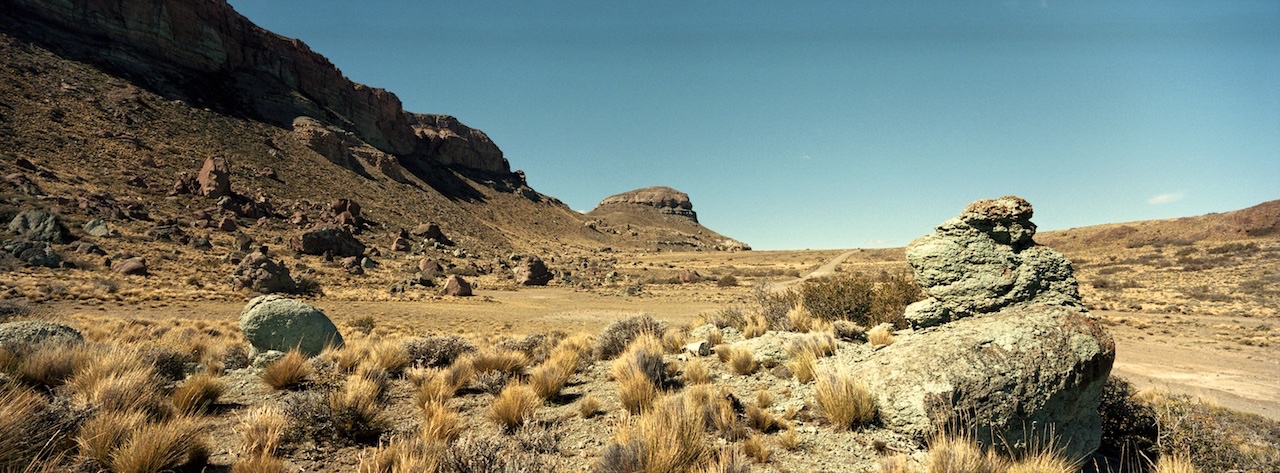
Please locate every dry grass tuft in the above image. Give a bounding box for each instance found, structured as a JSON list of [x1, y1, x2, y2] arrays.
[[704, 326, 724, 346], [696, 447, 750, 473], [787, 348, 816, 385], [615, 365, 661, 415], [925, 433, 1007, 473], [358, 435, 444, 473], [746, 404, 779, 432], [595, 314, 666, 360], [2, 384, 71, 469], [366, 339, 410, 375], [683, 359, 711, 385], [602, 393, 711, 473], [73, 364, 169, 418], [742, 433, 771, 464], [1153, 455, 1200, 473], [76, 408, 148, 468], [714, 344, 731, 363], [777, 428, 801, 451], [231, 454, 286, 473], [419, 401, 462, 443], [261, 350, 311, 390], [753, 389, 774, 409], [529, 346, 581, 399], [868, 323, 896, 347], [610, 334, 667, 386], [743, 312, 768, 339], [330, 374, 387, 441], [172, 373, 225, 415], [661, 325, 690, 353], [488, 383, 540, 431], [578, 395, 602, 418], [108, 416, 209, 473], [814, 369, 876, 429], [787, 305, 815, 333], [237, 405, 288, 457], [469, 349, 529, 375], [728, 347, 756, 375], [878, 453, 914, 473], [15, 344, 88, 387]]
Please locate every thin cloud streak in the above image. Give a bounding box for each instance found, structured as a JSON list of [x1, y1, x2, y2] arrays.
[[1147, 192, 1185, 205]]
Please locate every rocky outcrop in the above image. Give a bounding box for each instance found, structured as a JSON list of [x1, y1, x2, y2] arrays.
[[0, 321, 83, 350], [409, 114, 509, 174], [112, 257, 148, 276], [595, 186, 698, 222], [851, 197, 1113, 462], [7, 209, 69, 243], [290, 226, 364, 257], [240, 295, 343, 356], [513, 255, 553, 286], [442, 275, 473, 297], [197, 156, 231, 199], [903, 196, 1081, 328]]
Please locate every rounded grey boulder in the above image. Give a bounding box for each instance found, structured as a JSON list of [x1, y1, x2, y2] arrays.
[[239, 295, 343, 356], [0, 320, 84, 349]]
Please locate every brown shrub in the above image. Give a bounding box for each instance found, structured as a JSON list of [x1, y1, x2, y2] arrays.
[[595, 314, 666, 360]]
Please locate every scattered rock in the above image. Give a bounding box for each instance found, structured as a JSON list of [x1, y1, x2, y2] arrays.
[[290, 226, 364, 257], [514, 255, 553, 286], [2, 240, 64, 268], [442, 275, 473, 297], [411, 222, 453, 246], [217, 216, 238, 232], [112, 257, 148, 276], [341, 256, 363, 275], [683, 340, 711, 356], [69, 241, 105, 255], [197, 156, 232, 199], [231, 250, 297, 294], [82, 218, 114, 237], [418, 258, 445, 276], [0, 321, 84, 350], [679, 270, 703, 284], [7, 209, 70, 243], [239, 295, 343, 356]]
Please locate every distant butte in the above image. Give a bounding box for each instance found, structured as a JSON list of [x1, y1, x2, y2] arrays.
[[594, 186, 698, 222]]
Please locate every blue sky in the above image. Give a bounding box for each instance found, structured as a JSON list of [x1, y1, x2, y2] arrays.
[[228, 1, 1279, 250]]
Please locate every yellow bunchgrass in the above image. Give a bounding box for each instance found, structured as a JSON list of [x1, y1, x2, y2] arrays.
[[578, 395, 602, 418], [1153, 455, 1200, 473], [260, 350, 311, 390], [2, 384, 62, 469], [814, 369, 876, 430], [789, 332, 837, 358], [777, 428, 801, 451], [237, 405, 288, 457], [728, 347, 756, 375], [488, 383, 540, 431], [468, 348, 529, 374], [788, 348, 818, 384], [868, 324, 895, 347], [662, 325, 690, 353], [172, 373, 225, 415], [753, 389, 773, 409], [703, 326, 723, 346], [358, 435, 444, 473], [76, 409, 149, 468], [879, 454, 914, 473], [15, 343, 89, 387], [325, 341, 368, 373], [714, 344, 731, 363], [926, 432, 1007, 472], [231, 454, 286, 473], [108, 416, 209, 473], [683, 359, 711, 385], [615, 364, 660, 414], [743, 313, 768, 339], [366, 339, 410, 375], [787, 305, 815, 333], [607, 393, 711, 473], [74, 364, 168, 417], [746, 404, 779, 432], [742, 433, 771, 464], [419, 401, 461, 443], [529, 346, 581, 399]]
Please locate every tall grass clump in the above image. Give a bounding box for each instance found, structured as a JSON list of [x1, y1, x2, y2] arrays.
[[330, 374, 387, 442], [261, 349, 311, 390], [489, 383, 540, 432], [172, 373, 225, 415], [237, 405, 288, 457], [600, 393, 712, 473], [529, 343, 582, 399], [595, 314, 666, 360], [108, 416, 210, 473], [2, 384, 75, 470], [814, 369, 876, 429]]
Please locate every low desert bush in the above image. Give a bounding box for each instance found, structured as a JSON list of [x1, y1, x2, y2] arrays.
[[108, 416, 210, 473], [497, 332, 561, 364], [716, 275, 739, 287], [1097, 377, 1158, 460], [348, 315, 376, 334], [237, 404, 288, 457], [171, 373, 225, 415], [814, 370, 876, 429], [595, 314, 666, 360], [489, 383, 540, 431], [261, 350, 311, 390], [867, 324, 895, 347], [443, 433, 547, 472], [700, 308, 746, 331], [402, 334, 477, 368], [601, 393, 711, 473], [753, 283, 798, 330], [801, 272, 921, 328], [788, 332, 836, 358], [1149, 392, 1280, 472]]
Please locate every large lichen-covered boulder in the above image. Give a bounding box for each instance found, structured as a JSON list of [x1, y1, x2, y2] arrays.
[[0, 320, 84, 350], [904, 196, 1080, 328], [7, 209, 70, 243], [852, 196, 1113, 462], [239, 295, 343, 356]]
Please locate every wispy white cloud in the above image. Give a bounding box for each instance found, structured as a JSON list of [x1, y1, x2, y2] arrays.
[[796, 153, 812, 161], [1147, 192, 1185, 205], [865, 239, 888, 247]]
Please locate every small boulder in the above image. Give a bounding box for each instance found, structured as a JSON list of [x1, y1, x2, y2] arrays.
[[231, 250, 297, 294], [514, 255, 553, 286], [197, 156, 232, 199], [2, 240, 63, 268], [341, 256, 363, 275], [217, 216, 238, 232], [290, 226, 365, 257], [239, 295, 343, 356], [0, 321, 84, 350], [82, 218, 114, 237], [442, 275, 473, 296], [112, 257, 148, 276], [411, 222, 453, 246], [679, 270, 703, 284], [683, 340, 711, 356], [7, 209, 70, 243]]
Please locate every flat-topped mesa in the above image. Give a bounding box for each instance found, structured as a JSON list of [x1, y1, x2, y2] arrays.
[[904, 196, 1081, 328], [595, 186, 698, 222]]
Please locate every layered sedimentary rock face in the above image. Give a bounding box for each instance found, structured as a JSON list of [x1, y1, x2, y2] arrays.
[[594, 186, 698, 222]]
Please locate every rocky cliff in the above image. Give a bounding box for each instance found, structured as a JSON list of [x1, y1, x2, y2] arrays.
[[0, 0, 509, 177]]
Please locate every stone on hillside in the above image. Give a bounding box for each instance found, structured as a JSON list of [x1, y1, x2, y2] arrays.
[[442, 275, 473, 297], [341, 256, 363, 275], [852, 196, 1113, 462], [290, 226, 364, 257], [217, 216, 237, 232], [514, 255, 553, 286], [232, 250, 297, 294], [112, 257, 148, 276], [411, 222, 453, 246], [197, 156, 232, 199], [2, 240, 63, 268], [7, 209, 70, 243], [83, 218, 114, 237], [679, 270, 703, 284], [0, 321, 84, 350], [904, 196, 1080, 328], [240, 295, 343, 356]]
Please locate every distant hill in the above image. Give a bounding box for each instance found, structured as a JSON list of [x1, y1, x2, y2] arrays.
[[1039, 200, 1280, 251]]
